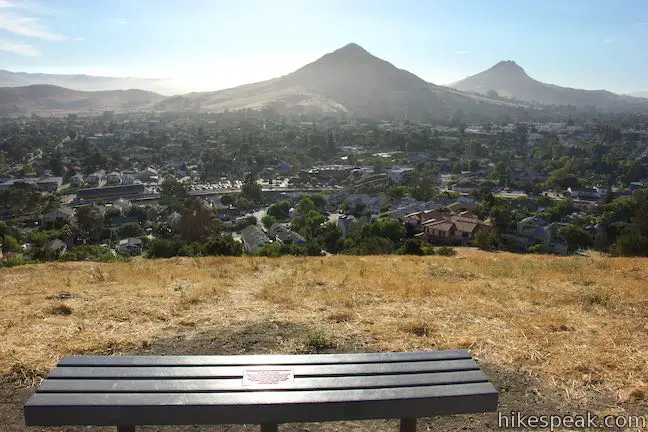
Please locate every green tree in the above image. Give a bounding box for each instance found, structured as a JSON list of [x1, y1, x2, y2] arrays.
[[267, 200, 291, 221], [369, 218, 405, 243], [319, 222, 343, 253], [117, 222, 144, 239], [241, 173, 263, 203], [76, 205, 104, 241], [296, 196, 315, 215], [49, 152, 65, 176], [310, 193, 327, 212], [2, 235, 21, 253], [489, 205, 513, 233], [558, 224, 593, 253], [261, 214, 276, 229], [160, 178, 188, 210], [220, 194, 235, 206], [176, 199, 220, 243], [474, 230, 498, 251]]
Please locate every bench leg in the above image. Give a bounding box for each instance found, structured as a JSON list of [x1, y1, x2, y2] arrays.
[[117, 427, 135, 432], [400, 417, 416, 432], [260, 424, 278, 432]]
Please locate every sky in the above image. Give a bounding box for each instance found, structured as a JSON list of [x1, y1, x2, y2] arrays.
[[0, 0, 647, 95]]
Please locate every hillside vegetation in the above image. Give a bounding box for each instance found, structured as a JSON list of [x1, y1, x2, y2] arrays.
[[0, 250, 646, 430]]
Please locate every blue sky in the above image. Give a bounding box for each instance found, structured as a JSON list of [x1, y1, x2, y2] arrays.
[[1, 0, 647, 94]]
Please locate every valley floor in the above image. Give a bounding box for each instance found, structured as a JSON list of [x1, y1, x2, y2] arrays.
[[1, 250, 646, 431]]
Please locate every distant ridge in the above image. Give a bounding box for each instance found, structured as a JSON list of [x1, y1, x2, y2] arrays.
[[449, 61, 648, 112], [0, 85, 164, 116], [0, 69, 173, 95]]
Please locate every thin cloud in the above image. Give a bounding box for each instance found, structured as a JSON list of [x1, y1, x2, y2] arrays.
[[455, 50, 471, 55], [0, 0, 57, 15], [0, 12, 67, 40], [603, 36, 616, 44], [117, 18, 128, 25], [0, 37, 41, 56]]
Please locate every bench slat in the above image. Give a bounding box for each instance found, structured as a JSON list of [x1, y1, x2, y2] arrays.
[[37, 370, 490, 393], [57, 350, 471, 366], [25, 382, 498, 426], [48, 359, 478, 379]]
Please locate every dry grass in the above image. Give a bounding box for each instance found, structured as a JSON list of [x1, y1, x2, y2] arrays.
[[1, 250, 647, 409]]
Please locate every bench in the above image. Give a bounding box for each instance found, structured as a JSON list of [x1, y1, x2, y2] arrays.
[[24, 350, 498, 431]]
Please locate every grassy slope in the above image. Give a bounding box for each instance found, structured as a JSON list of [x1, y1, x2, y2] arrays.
[[1, 250, 646, 412]]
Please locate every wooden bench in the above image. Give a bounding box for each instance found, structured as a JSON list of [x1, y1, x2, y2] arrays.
[[24, 350, 498, 431]]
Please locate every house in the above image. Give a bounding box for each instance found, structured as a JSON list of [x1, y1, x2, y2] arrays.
[[36, 177, 63, 192], [138, 167, 158, 183], [85, 170, 105, 186], [70, 175, 85, 187], [386, 167, 414, 183], [122, 174, 137, 185], [509, 217, 568, 255], [517, 216, 547, 239], [267, 223, 306, 245], [106, 172, 122, 185], [447, 200, 479, 213], [240, 225, 270, 254], [421, 215, 491, 245], [276, 162, 292, 176], [117, 237, 143, 256], [567, 187, 600, 200], [167, 211, 182, 227], [452, 181, 478, 194], [44, 239, 67, 258], [421, 221, 456, 242], [405, 209, 446, 235], [337, 214, 357, 238], [111, 198, 131, 214], [42, 207, 74, 224]]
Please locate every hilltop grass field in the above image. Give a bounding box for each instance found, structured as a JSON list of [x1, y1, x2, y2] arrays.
[[0, 249, 646, 431]]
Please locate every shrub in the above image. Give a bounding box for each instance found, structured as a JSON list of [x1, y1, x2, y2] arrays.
[[147, 239, 182, 258], [435, 246, 456, 256], [303, 330, 336, 353], [398, 239, 425, 255], [1, 255, 37, 267], [62, 245, 124, 262], [528, 244, 545, 254], [203, 234, 243, 256]]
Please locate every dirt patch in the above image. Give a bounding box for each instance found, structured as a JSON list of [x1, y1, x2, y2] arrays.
[[2, 322, 645, 432]]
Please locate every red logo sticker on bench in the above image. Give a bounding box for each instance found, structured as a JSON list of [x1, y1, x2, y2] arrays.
[[243, 369, 295, 386]]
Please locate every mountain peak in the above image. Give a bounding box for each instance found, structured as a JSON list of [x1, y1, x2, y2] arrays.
[[331, 43, 371, 57], [490, 60, 527, 76]]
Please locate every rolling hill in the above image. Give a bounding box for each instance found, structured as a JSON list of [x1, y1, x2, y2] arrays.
[[0, 85, 165, 116], [449, 60, 648, 112], [0, 69, 174, 95], [158, 43, 526, 119]]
